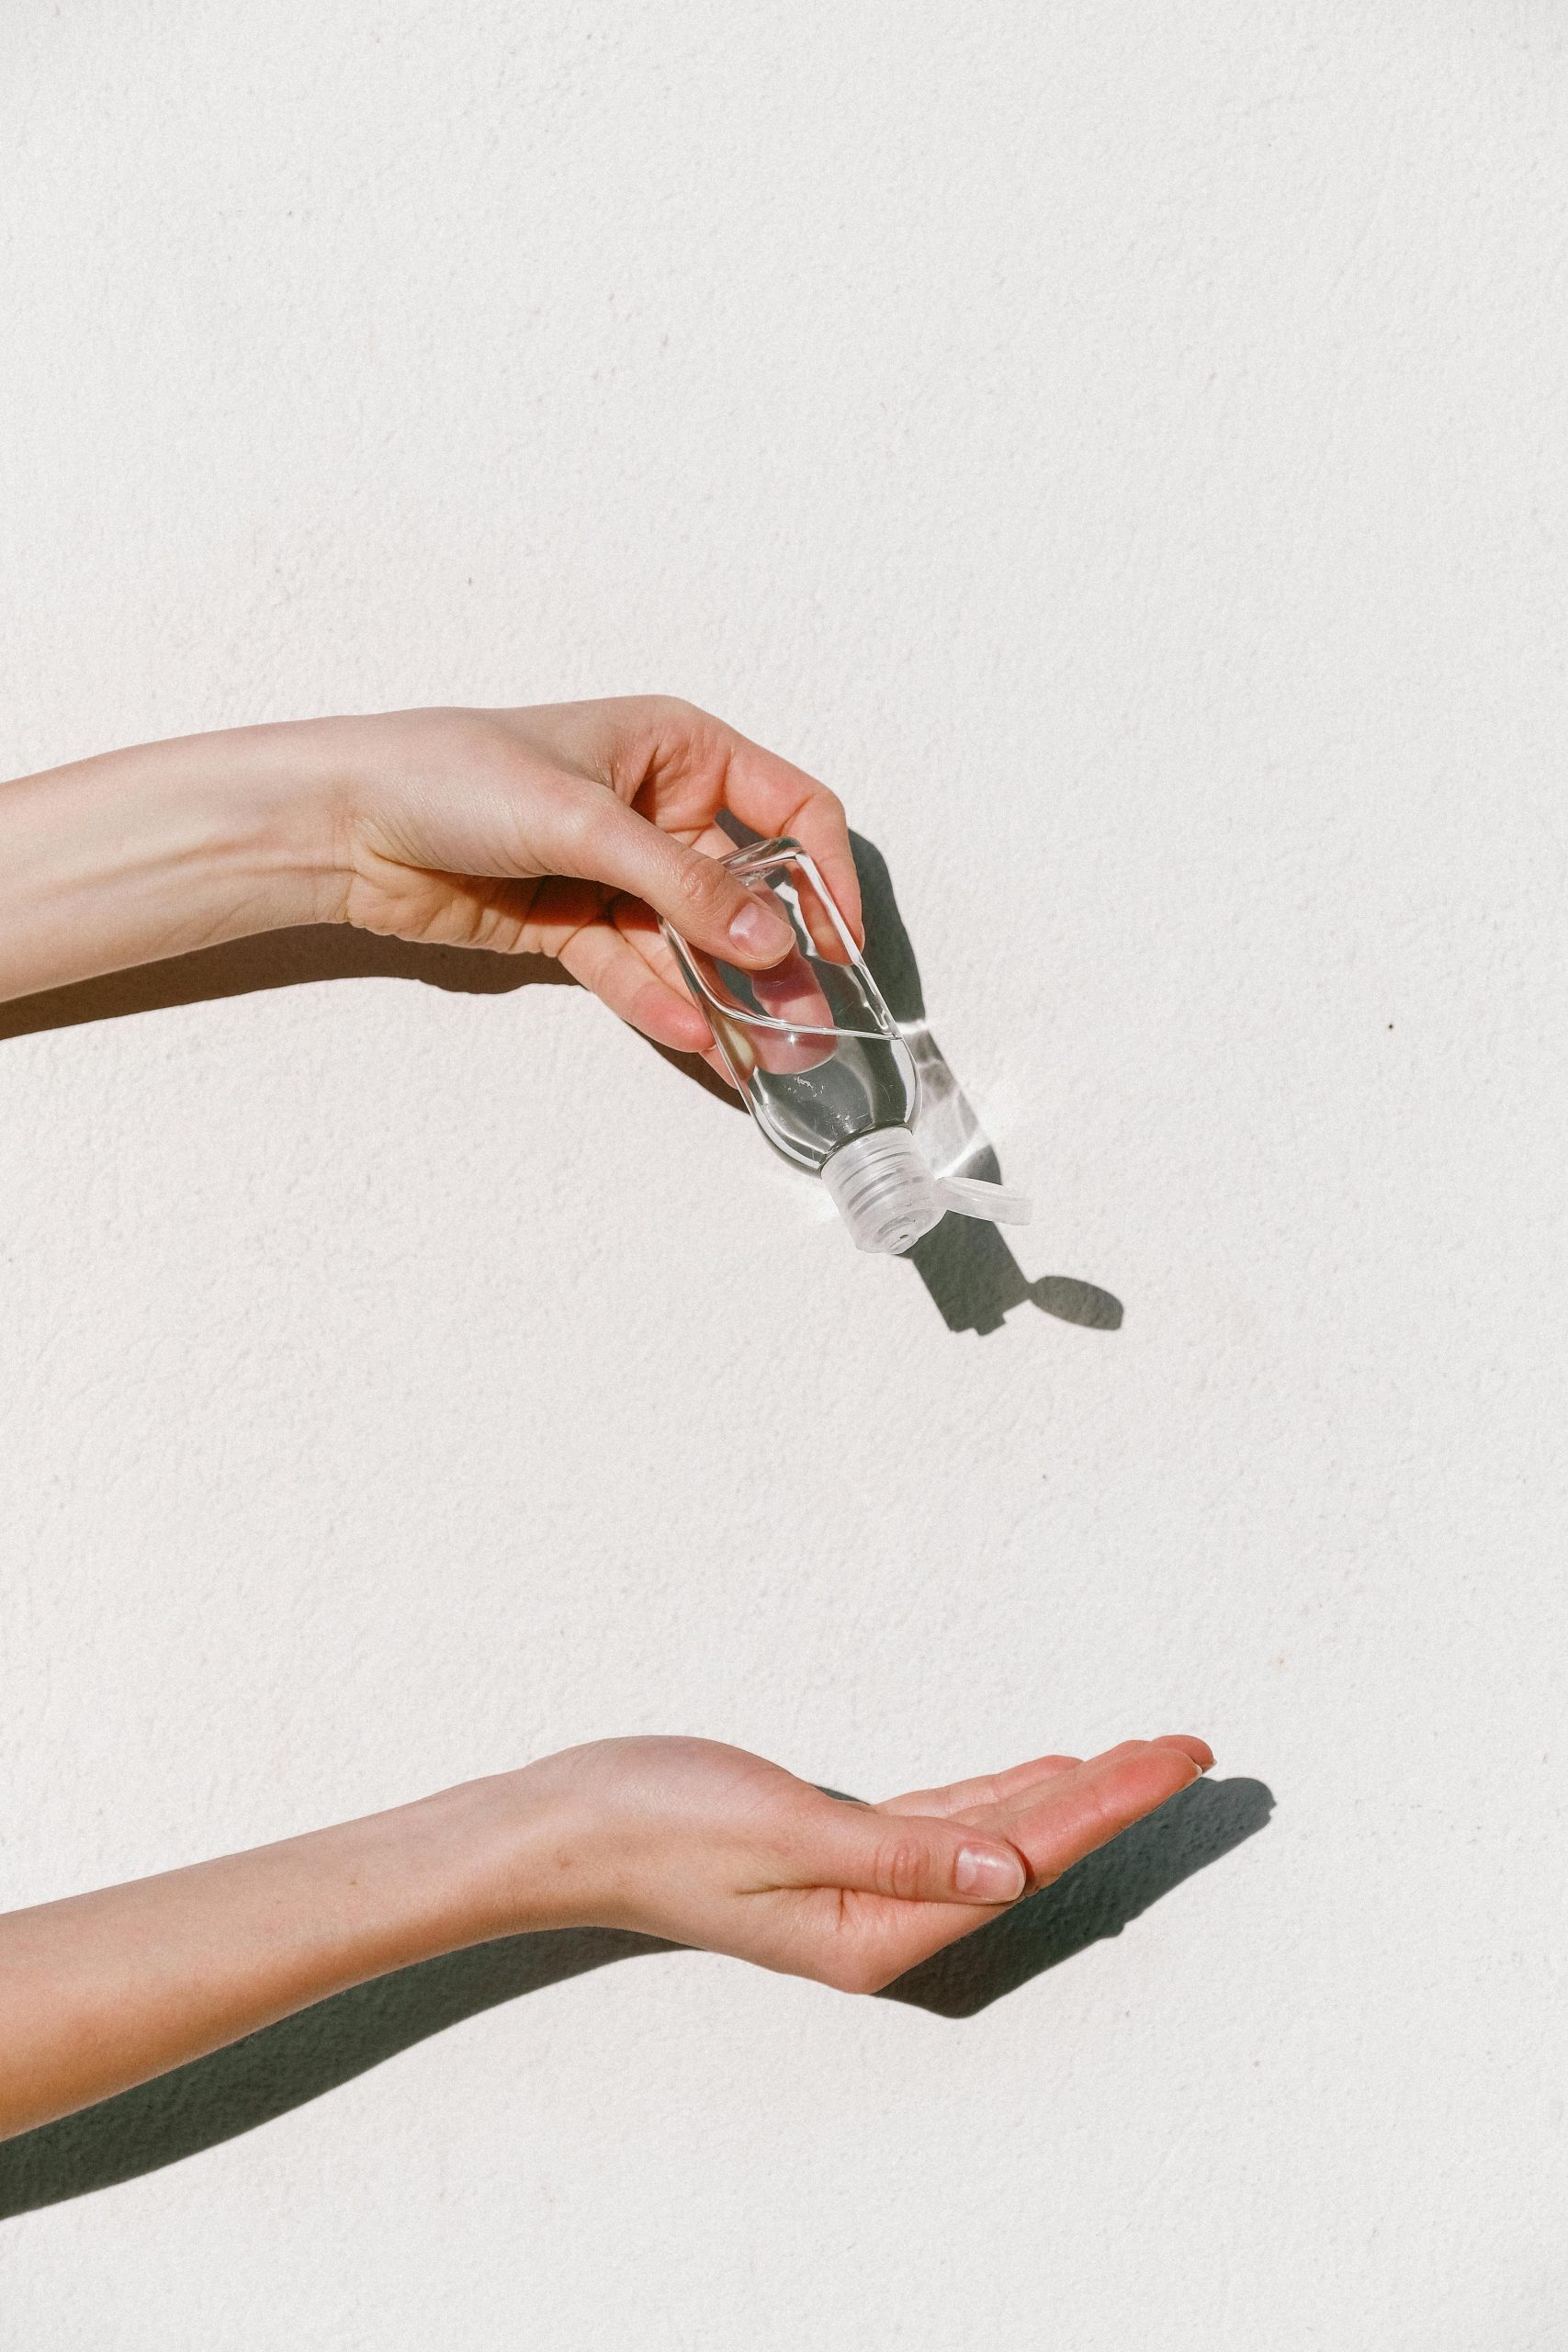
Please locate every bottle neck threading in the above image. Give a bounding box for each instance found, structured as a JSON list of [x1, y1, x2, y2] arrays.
[[819, 1128, 944, 1256]]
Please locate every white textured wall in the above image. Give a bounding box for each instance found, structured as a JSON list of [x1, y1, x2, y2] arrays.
[[2, 6, 1564, 2345]]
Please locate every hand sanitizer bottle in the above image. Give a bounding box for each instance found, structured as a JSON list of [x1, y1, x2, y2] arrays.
[[662, 838, 1030, 1254]]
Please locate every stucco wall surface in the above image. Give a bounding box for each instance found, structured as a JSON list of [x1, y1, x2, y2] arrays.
[[1, 6, 1564, 2346]]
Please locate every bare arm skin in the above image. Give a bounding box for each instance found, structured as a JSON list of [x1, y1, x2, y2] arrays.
[[1, 700, 1212, 2143], [0, 1735, 1211, 2140]]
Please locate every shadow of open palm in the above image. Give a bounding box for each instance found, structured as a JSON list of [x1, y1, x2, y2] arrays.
[[0, 831, 1226, 2225], [0, 1776, 1270, 2219]]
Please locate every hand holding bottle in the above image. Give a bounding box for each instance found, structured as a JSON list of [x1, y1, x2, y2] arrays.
[[0, 1731, 1211, 2139], [0, 697, 861, 1057], [313, 698, 862, 1058]]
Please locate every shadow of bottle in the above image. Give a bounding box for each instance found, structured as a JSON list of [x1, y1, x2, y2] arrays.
[[850, 832, 1123, 1339], [0, 1776, 1271, 2219]]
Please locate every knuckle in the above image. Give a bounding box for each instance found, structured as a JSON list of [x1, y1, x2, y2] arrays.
[[877, 1836, 927, 1904], [547, 782, 610, 866], [649, 693, 700, 725], [445, 707, 516, 778], [618, 693, 699, 745], [674, 852, 728, 914]]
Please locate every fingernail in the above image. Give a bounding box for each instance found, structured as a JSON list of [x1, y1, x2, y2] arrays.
[[728, 894, 794, 960], [955, 1846, 1026, 1902]]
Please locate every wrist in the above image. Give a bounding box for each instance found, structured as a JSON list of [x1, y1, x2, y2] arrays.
[[412, 1763, 605, 1948], [313, 1765, 599, 1979]]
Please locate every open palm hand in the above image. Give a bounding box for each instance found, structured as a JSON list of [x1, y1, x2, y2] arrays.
[[521, 1732, 1212, 1996]]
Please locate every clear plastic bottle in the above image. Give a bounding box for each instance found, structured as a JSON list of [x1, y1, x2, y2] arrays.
[[662, 838, 1030, 1254]]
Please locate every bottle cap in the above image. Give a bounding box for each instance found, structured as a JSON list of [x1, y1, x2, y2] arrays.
[[820, 1128, 1032, 1256]]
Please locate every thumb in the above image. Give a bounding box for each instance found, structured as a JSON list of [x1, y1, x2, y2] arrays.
[[546, 783, 796, 968], [811, 1802, 1028, 1907]]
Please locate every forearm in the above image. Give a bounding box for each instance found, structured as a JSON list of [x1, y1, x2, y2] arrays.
[[0, 724, 337, 1003], [0, 1770, 564, 2140], [0, 1732, 1211, 2138]]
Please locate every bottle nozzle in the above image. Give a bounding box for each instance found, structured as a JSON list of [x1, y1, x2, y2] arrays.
[[933, 1173, 1032, 1226], [820, 1129, 1032, 1255]]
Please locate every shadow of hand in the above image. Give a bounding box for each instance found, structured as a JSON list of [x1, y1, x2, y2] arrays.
[[0, 926, 561, 1046], [0, 1778, 1270, 2219], [0, 925, 735, 1103], [882, 1774, 1274, 2018]]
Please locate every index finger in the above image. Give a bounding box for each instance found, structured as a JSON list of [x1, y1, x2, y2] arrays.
[[876, 1754, 1082, 1820], [721, 733, 863, 946], [955, 1738, 1212, 1893]]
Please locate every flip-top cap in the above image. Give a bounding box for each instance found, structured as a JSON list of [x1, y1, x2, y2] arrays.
[[820, 1128, 1032, 1255]]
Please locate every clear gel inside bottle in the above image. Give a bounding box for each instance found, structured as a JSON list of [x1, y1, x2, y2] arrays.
[[662, 839, 1030, 1254]]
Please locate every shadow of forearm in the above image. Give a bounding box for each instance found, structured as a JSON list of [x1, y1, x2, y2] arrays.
[[0, 1779, 1271, 2221], [0, 1927, 671, 2221]]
